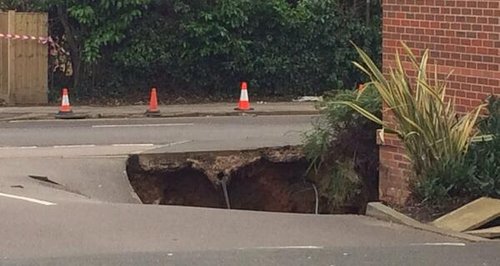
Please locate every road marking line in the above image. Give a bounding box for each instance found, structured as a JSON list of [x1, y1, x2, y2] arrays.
[[240, 246, 324, 250], [112, 144, 155, 147], [0, 146, 37, 150], [0, 192, 56, 206], [92, 123, 194, 128], [410, 242, 466, 247], [9, 119, 57, 123], [0, 142, 189, 151], [161, 140, 192, 147], [131, 140, 192, 154], [54, 144, 96, 149]]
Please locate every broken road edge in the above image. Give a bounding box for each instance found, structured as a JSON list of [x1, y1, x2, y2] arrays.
[[365, 202, 488, 242]]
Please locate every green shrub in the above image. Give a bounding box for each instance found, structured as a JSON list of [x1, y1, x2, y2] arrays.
[[319, 160, 363, 210], [466, 96, 500, 198], [409, 96, 499, 205], [414, 96, 500, 204], [477, 95, 500, 136], [466, 140, 500, 198], [410, 158, 475, 205], [339, 42, 488, 206], [304, 85, 381, 212]]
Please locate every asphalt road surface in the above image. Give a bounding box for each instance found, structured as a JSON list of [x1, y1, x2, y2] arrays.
[[1, 115, 499, 265], [0, 115, 315, 150], [2, 198, 499, 266]]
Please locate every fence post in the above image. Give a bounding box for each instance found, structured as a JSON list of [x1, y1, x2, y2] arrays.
[[6, 10, 15, 104]]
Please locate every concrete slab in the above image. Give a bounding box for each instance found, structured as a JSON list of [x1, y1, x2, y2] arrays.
[[432, 197, 500, 232], [365, 202, 485, 242], [466, 226, 500, 239]]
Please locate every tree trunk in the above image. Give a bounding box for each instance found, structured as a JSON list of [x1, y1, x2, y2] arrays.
[[56, 6, 81, 91]]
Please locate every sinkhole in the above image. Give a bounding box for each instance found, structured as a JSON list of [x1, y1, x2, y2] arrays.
[[125, 146, 323, 213]]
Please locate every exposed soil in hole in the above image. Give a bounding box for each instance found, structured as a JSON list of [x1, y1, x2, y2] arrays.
[[126, 146, 318, 213], [227, 158, 315, 212], [159, 167, 223, 208]]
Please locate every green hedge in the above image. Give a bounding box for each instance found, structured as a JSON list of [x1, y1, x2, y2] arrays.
[[111, 0, 381, 97]]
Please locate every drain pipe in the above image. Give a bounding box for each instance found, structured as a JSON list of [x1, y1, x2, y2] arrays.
[[310, 182, 319, 215], [217, 175, 231, 210], [302, 173, 320, 215]]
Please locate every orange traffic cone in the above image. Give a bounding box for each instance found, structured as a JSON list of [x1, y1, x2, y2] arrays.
[[55, 88, 74, 117], [235, 82, 253, 111], [146, 87, 161, 117], [55, 88, 86, 119]]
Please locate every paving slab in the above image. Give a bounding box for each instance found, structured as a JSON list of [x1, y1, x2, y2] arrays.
[[432, 197, 500, 232], [466, 226, 500, 239], [365, 202, 485, 242]]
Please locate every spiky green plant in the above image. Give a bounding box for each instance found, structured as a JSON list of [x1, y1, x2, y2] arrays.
[[338, 42, 486, 182]]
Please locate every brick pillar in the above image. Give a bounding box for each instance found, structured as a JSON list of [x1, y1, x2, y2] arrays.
[[380, 0, 500, 206]]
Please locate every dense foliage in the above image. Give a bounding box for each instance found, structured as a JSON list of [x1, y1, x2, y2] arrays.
[[2, 0, 381, 99]]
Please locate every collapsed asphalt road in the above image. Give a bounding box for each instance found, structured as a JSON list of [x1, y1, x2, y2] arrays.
[[0, 115, 315, 203], [0, 115, 499, 265]]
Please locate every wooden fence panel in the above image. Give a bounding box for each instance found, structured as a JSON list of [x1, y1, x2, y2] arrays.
[[0, 11, 48, 105]]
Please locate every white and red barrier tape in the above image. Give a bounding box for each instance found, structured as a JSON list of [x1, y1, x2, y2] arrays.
[[0, 33, 52, 44], [0, 32, 67, 55]]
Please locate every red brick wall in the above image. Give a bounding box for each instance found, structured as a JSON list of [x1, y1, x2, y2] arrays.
[[380, 0, 500, 205]]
